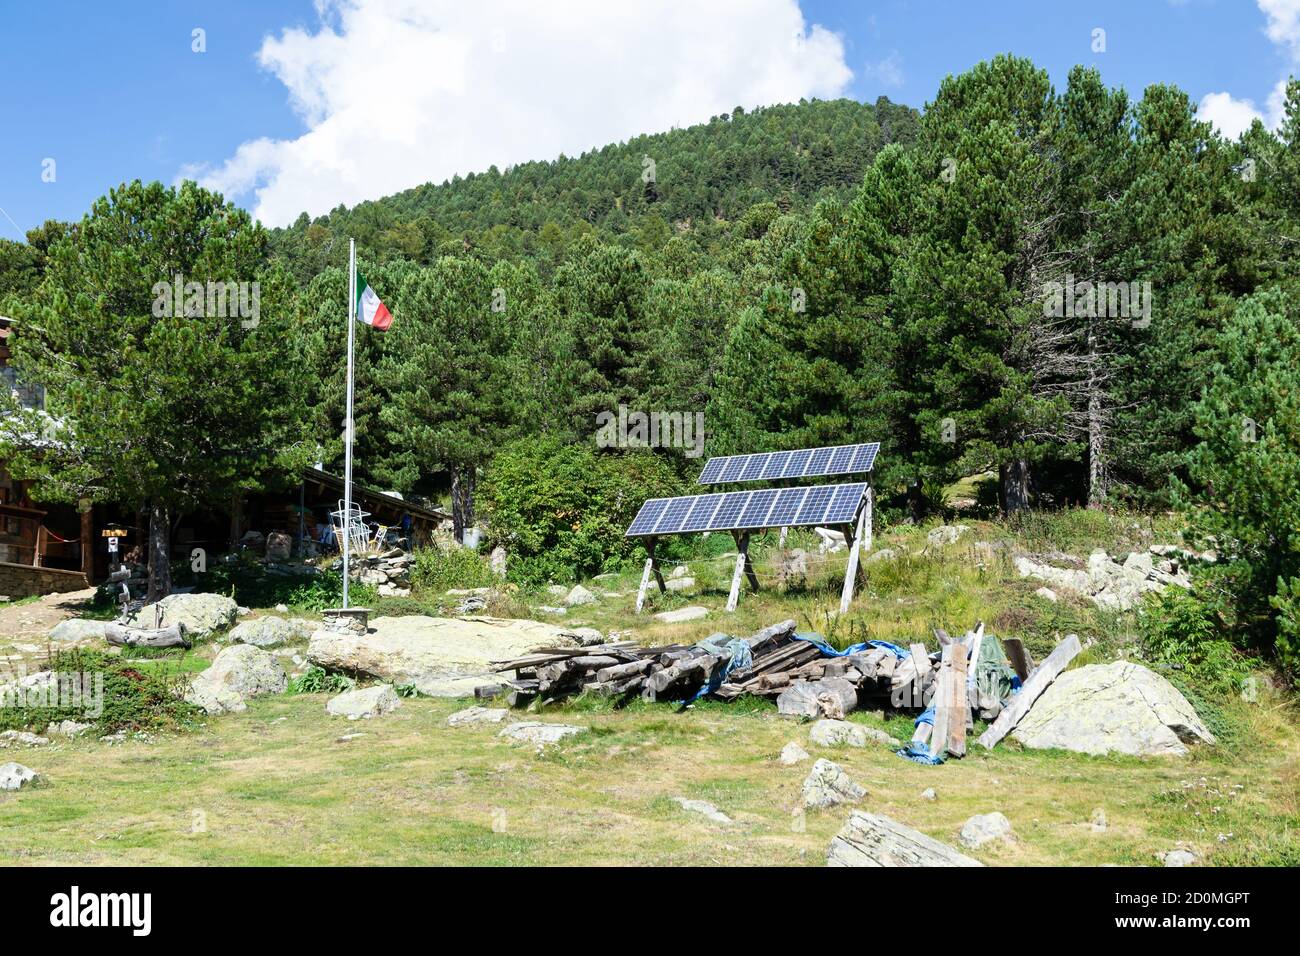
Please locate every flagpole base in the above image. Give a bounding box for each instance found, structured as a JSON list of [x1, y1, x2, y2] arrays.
[[322, 607, 371, 636]]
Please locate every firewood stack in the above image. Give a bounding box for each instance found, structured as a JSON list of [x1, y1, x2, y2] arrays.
[[493, 618, 1016, 730]]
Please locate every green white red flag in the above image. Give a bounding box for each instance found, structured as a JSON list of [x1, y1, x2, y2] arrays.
[[354, 270, 392, 330]]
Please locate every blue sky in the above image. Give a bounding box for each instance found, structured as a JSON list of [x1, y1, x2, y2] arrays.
[[0, 0, 1294, 237]]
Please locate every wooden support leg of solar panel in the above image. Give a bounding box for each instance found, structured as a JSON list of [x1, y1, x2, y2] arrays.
[[839, 484, 873, 615], [635, 537, 668, 614], [725, 531, 759, 612]]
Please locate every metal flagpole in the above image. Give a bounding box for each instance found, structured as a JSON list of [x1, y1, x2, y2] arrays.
[[342, 238, 356, 608]]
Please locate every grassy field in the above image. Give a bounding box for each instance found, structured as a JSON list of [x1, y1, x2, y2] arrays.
[[2, 510, 1297, 866]]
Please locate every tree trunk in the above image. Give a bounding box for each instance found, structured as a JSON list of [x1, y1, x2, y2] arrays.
[[1086, 329, 1108, 508], [228, 493, 243, 550], [999, 459, 1031, 516], [147, 500, 172, 602], [450, 466, 476, 544], [907, 478, 925, 523]]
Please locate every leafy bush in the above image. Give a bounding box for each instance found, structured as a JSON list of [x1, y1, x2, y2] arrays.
[[1139, 587, 1252, 698], [481, 439, 682, 585], [0, 648, 202, 734], [287, 666, 354, 695], [410, 545, 498, 595]]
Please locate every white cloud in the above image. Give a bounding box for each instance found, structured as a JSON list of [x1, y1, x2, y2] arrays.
[[863, 51, 904, 89], [182, 0, 853, 226], [1199, 1, 1298, 138]]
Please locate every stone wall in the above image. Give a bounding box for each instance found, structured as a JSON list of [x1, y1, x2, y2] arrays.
[[0, 562, 89, 600]]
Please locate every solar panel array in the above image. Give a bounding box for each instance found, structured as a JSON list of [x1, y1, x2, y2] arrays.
[[697, 442, 879, 485], [626, 482, 868, 537]]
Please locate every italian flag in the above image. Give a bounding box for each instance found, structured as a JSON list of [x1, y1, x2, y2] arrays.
[[355, 270, 392, 330]]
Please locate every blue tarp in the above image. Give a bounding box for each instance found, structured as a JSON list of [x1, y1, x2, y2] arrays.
[[895, 704, 945, 764], [793, 633, 910, 660]]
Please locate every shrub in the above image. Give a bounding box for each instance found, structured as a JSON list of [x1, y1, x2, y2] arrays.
[[481, 438, 682, 586], [287, 666, 354, 695], [1139, 586, 1252, 698], [410, 545, 498, 595], [0, 648, 202, 734]]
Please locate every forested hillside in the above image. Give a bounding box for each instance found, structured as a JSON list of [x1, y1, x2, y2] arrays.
[[265, 97, 919, 280]]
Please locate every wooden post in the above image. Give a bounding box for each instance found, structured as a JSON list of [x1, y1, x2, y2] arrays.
[[635, 537, 664, 614], [862, 482, 873, 552], [839, 502, 869, 614], [930, 644, 954, 757], [948, 642, 969, 758], [726, 531, 753, 613], [33, 524, 45, 567], [778, 526, 788, 549], [977, 635, 1081, 750], [80, 505, 94, 581]]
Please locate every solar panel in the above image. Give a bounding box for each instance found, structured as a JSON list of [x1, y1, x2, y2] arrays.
[[697, 443, 880, 484], [627, 482, 868, 536]]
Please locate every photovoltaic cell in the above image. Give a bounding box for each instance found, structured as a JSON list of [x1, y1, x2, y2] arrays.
[[626, 483, 866, 536], [627, 498, 668, 536], [697, 442, 881, 485]]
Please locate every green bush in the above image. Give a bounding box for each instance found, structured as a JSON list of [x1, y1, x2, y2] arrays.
[[410, 545, 498, 595], [0, 648, 202, 734], [1139, 586, 1252, 698], [481, 439, 683, 586], [287, 666, 354, 695]]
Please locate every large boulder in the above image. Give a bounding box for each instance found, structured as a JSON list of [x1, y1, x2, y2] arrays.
[[1011, 661, 1215, 757], [959, 812, 1015, 850], [186, 644, 287, 715], [228, 616, 311, 648], [48, 619, 108, 643], [307, 615, 579, 697], [498, 721, 587, 747], [809, 719, 898, 749], [127, 592, 238, 641]]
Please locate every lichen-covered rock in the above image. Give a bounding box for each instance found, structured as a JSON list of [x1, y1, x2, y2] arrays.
[[49, 619, 108, 643], [0, 761, 38, 790], [959, 812, 1014, 849], [497, 721, 587, 747], [447, 706, 509, 727], [779, 741, 810, 765], [127, 592, 238, 640], [228, 616, 310, 648], [1011, 661, 1215, 757], [801, 758, 865, 809], [564, 584, 598, 607], [809, 719, 898, 749], [185, 644, 286, 715], [326, 684, 401, 719]]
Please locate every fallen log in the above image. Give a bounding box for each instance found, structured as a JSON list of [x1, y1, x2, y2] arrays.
[[827, 811, 983, 867], [104, 621, 189, 648]]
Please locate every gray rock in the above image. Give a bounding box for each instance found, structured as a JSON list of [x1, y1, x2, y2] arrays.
[[275, 603, 289, 613], [265, 532, 292, 562], [48, 619, 108, 643], [672, 796, 732, 824], [1014, 556, 1090, 594], [498, 721, 587, 747], [185, 644, 287, 715], [565, 627, 605, 647], [536, 605, 567, 615], [326, 684, 401, 720], [920, 788, 937, 801], [653, 605, 709, 624], [866, 548, 897, 564], [127, 592, 239, 641], [546, 585, 569, 597], [447, 706, 509, 727], [228, 616, 310, 648], [0, 761, 38, 790], [927, 524, 970, 547], [959, 812, 1014, 849], [1011, 661, 1216, 757], [1162, 849, 1197, 867], [564, 585, 598, 607], [489, 545, 508, 577], [46, 720, 93, 738], [669, 565, 692, 579], [1034, 587, 1059, 603], [0, 730, 49, 748], [779, 741, 810, 765], [308, 615, 577, 697], [809, 719, 898, 748], [665, 576, 695, 592], [1090, 807, 1108, 833], [801, 758, 865, 809]]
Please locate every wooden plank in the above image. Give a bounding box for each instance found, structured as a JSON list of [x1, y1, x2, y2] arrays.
[[635, 554, 655, 614], [839, 502, 869, 614], [725, 549, 747, 613], [909, 642, 930, 710], [947, 644, 969, 758], [929, 644, 954, 756], [977, 634, 1081, 749], [1002, 637, 1032, 681], [827, 811, 983, 867]]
